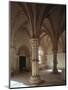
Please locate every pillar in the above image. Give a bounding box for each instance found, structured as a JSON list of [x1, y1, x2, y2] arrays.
[[30, 38, 41, 84], [53, 47, 58, 74]]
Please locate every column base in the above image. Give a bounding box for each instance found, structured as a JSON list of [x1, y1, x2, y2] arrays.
[[52, 69, 59, 74], [30, 75, 42, 84]]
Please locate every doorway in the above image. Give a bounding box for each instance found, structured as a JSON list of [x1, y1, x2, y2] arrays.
[[19, 56, 26, 72]]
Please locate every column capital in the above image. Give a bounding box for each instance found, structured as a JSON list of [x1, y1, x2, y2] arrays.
[[31, 38, 39, 47], [52, 44, 58, 54], [52, 49, 57, 53]]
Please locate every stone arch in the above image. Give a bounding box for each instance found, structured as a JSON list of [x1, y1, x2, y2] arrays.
[[39, 32, 53, 69], [56, 31, 65, 69], [12, 27, 31, 49], [58, 31, 65, 53], [18, 45, 30, 56], [40, 16, 54, 54]]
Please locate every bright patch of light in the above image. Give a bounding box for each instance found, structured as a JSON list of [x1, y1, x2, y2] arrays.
[[39, 55, 41, 64], [38, 47, 44, 64], [46, 69, 52, 72], [46, 69, 62, 72], [10, 80, 28, 88], [38, 48, 43, 55], [58, 69, 62, 72]]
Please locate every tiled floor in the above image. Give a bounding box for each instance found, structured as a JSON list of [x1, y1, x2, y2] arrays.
[[10, 69, 65, 88]]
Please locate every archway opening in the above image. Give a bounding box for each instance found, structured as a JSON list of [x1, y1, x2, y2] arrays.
[[57, 31, 65, 70], [18, 46, 31, 72], [19, 56, 26, 72]]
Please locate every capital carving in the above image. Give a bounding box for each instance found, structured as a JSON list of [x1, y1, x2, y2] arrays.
[[31, 38, 39, 47]]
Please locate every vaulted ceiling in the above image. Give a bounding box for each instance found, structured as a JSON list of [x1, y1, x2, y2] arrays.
[[10, 1, 66, 53]]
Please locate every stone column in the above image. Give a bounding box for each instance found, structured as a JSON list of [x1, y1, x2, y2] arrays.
[[30, 38, 41, 84], [53, 48, 58, 74]]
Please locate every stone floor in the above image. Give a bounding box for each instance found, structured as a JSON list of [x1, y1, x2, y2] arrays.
[[10, 69, 65, 88]]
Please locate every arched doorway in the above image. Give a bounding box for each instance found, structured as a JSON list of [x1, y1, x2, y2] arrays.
[[19, 56, 26, 72], [18, 46, 31, 72]]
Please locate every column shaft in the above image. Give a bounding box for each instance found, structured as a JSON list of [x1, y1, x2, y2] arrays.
[[30, 38, 41, 84], [53, 49, 58, 73]]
